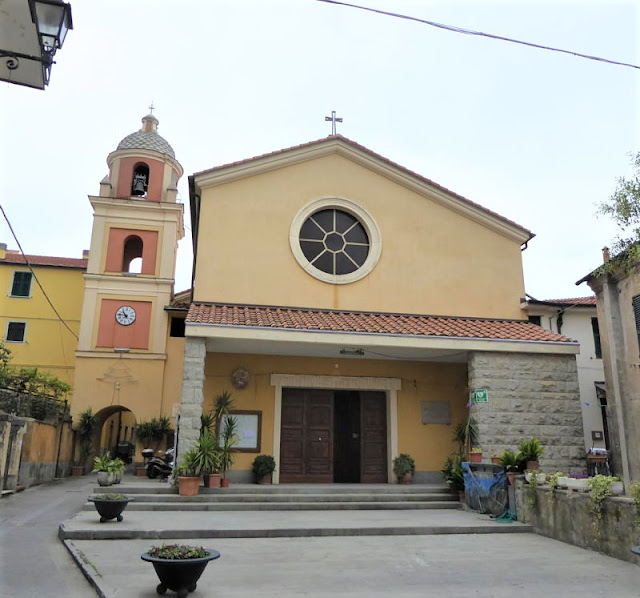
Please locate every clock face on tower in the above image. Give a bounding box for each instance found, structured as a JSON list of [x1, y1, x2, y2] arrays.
[[115, 305, 137, 326]]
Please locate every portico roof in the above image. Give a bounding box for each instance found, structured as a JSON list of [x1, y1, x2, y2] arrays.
[[187, 302, 574, 344]]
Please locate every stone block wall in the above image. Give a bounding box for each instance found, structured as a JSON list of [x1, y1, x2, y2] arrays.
[[177, 337, 206, 464], [468, 351, 584, 473]]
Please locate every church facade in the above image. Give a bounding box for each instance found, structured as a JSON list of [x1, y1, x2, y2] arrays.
[[178, 135, 585, 482]]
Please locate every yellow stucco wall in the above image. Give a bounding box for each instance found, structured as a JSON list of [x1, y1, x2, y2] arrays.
[[1, 263, 84, 387], [204, 352, 468, 473], [194, 153, 526, 318]]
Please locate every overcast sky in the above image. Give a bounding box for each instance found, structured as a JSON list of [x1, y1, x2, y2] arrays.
[[1, 0, 638, 302]]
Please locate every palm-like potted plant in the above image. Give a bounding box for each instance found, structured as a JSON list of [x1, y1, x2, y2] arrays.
[[177, 447, 201, 497], [252, 454, 276, 484], [219, 415, 238, 487], [88, 492, 132, 523], [498, 449, 522, 485], [518, 437, 545, 471], [74, 407, 97, 475], [141, 543, 220, 597], [194, 430, 222, 488], [393, 453, 415, 484]]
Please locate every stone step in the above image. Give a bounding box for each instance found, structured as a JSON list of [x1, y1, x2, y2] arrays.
[[99, 483, 451, 496], [83, 500, 461, 512], [87, 491, 456, 504]]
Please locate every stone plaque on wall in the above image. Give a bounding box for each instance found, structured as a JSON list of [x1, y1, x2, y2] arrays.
[[421, 401, 451, 425]]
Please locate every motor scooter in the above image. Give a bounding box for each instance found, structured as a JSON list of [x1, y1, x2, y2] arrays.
[[142, 447, 174, 479]]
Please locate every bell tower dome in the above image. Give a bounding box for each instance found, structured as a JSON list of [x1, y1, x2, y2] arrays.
[[101, 113, 183, 203]]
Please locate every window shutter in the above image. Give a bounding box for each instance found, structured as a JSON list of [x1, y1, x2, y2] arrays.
[[633, 295, 640, 354], [11, 271, 32, 297], [591, 317, 602, 359]]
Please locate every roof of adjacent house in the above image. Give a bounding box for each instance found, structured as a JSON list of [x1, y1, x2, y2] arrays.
[[527, 296, 597, 307], [191, 135, 533, 241], [1, 252, 87, 269], [186, 302, 575, 344]]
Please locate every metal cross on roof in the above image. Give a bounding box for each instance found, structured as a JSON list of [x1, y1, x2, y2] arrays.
[[148, 102, 155, 114], [325, 110, 343, 136]]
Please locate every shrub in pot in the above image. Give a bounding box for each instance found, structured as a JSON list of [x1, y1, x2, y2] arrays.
[[393, 453, 415, 483], [92, 451, 115, 487], [518, 437, 545, 471], [219, 415, 238, 487], [193, 430, 222, 488], [177, 448, 201, 496], [141, 543, 220, 598], [252, 454, 276, 484], [88, 492, 132, 523]]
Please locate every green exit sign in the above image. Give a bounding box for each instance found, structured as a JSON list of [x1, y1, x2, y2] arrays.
[[471, 389, 489, 403]]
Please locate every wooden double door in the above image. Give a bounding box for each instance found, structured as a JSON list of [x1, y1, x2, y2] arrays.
[[280, 388, 387, 483]]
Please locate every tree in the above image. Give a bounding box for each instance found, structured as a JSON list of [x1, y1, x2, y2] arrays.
[[599, 151, 640, 256]]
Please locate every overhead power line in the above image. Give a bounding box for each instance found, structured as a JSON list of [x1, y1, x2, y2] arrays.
[[316, 0, 640, 71], [0, 204, 80, 341]]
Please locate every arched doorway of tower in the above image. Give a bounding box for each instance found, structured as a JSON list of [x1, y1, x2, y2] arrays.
[[94, 405, 136, 467]]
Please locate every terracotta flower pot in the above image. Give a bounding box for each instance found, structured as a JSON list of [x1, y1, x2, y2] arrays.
[[220, 478, 230, 488], [470, 452, 483, 463], [178, 476, 200, 496], [397, 473, 413, 484], [257, 474, 272, 485], [204, 473, 222, 488]]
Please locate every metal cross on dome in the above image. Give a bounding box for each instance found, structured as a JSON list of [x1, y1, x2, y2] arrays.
[[148, 102, 155, 114], [325, 110, 343, 135]]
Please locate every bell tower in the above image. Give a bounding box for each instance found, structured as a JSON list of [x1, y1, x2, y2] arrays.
[[76, 113, 184, 354]]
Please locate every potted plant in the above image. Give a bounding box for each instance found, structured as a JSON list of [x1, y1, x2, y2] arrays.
[[393, 453, 415, 483], [219, 415, 238, 487], [88, 492, 132, 523], [92, 451, 115, 486], [177, 447, 201, 497], [469, 448, 483, 463], [141, 543, 220, 598], [73, 407, 97, 475], [498, 449, 522, 485], [441, 453, 465, 500], [111, 457, 125, 484], [518, 437, 545, 471], [193, 430, 222, 488], [252, 454, 276, 484]]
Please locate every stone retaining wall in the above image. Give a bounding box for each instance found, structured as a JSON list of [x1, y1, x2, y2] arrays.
[[468, 352, 584, 473]]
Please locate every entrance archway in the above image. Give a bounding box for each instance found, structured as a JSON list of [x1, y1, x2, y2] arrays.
[[94, 405, 136, 463]]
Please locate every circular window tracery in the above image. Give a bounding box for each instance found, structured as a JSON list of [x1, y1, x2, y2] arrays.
[[289, 198, 382, 285], [299, 209, 370, 275]]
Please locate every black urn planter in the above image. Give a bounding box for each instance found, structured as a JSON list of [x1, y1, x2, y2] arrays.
[[88, 496, 132, 523], [141, 550, 221, 597]]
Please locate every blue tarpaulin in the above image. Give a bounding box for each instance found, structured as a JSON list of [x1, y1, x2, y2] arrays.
[[461, 462, 508, 515]]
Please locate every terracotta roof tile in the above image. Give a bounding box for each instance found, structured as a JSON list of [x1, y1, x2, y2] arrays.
[[186, 303, 575, 344], [542, 296, 596, 306], [1, 252, 87, 269]]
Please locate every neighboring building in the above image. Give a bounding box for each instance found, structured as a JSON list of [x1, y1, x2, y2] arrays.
[[579, 249, 640, 485], [0, 245, 86, 387], [525, 296, 606, 452], [70, 113, 187, 460], [181, 134, 586, 482]]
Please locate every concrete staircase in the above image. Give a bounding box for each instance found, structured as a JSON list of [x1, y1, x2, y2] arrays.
[[84, 483, 461, 512]]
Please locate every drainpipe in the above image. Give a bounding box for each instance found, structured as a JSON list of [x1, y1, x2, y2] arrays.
[[601, 276, 631, 488]]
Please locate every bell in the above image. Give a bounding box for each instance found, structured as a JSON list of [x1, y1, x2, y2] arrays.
[[132, 173, 147, 196]]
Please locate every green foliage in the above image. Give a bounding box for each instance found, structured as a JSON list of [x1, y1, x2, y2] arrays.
[[547, 472, 566, 491], [219, 415, 239, 475], [598, 152, 640, 256], [193, 430, 221, 475], [517, 438, 545, 465], [630, 481, 640, 531], [75, 408, 97, 464], [454, 415, 477, 458], [200, 410, 217, 436], [212, 391, 234, 431], [441, 453, 464, 490], [92, 451, 114, 473], [588, 475, 616, 537], [498, 450, 522, 472], [94, 493, 128, 500], [136, 417, 172, 443], [393, 453, 415, 478], [252, 454, 276, 477], [147, 544, 208, 560], [177, 447, 200, 477]]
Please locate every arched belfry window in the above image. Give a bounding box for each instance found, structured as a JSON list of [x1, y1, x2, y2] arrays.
[[131, 163, 149, 197], [122, 235, 143, 273]]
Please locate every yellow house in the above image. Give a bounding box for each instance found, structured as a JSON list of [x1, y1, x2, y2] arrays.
[[0, 245, 86, 387], [182, 136, 586, 483]]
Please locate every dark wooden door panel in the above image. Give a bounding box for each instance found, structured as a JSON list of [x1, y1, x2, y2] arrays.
[[361, 391, 387, 483], [280, 389, 333, 483]]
